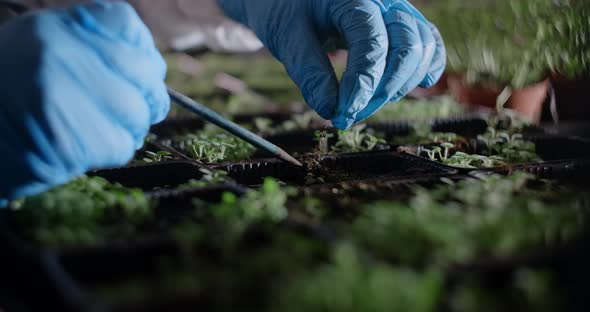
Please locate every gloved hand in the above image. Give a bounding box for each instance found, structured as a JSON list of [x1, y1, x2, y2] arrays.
[[218, 0, 446, 129], [0, 2, 169, 206]]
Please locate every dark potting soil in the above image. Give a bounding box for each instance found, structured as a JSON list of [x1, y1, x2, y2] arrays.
[[89, 161, 207, 191], [213, 150, 456, 186]]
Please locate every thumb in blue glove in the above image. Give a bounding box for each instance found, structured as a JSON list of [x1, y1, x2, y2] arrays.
[[218, 0, 446, 130], [0, 2, 169, 205]]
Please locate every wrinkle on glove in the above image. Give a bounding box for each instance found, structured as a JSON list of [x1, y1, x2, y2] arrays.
[[0, 2, 169, 206], [218, 0, 446, 129]]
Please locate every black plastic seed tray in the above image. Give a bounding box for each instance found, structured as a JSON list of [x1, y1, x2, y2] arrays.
[[526, 135, 590, 161], [213, 150, 457, 186], [407, 135, 590, 174], [0, 182, 246, 256], [294, 175, 469, 222], [367, 115, 489, 138], [89, 161, 207, 191], [470, 159, 590, 182], [0, 181, 248, 311], [445, 231, 590, 312], [40, 240, 184, 312], [151, 183, 248, 220], [301, 174, 466, 198], [36, 212, 330, 312], [260, 116, 491, 154]]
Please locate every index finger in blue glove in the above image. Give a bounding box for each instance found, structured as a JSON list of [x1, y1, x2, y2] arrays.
[[272, 23, 340, 120], [386, 17, 437, 104], [419, 23, 446, 88], [353, 1, 423, 122], [330, 0, 388, 130]]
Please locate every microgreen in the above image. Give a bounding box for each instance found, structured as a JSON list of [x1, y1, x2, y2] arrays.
[[353, 173, 589, 266], [332, 124, 386, 153], [313, 130, 334, 154], [141, 151, 173, 163], [10, 176, 153, 247], [172, 125, 255, 163], [177, 169, 230, 190]]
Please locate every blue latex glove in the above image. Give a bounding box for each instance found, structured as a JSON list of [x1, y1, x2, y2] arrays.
[[218, 0, 446, 129], [0, 2, 169, 206]]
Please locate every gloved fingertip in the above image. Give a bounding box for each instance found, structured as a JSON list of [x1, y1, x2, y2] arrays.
[[419, 73, 436, 89], [352, 93, 388, 123], [331, 115, 355, 130], [388, 91, 404, 104], [135, 139, 145, 150], [146, 83, 171, 125], [72, 1, 150, 47], [154, 93, 171, 125]]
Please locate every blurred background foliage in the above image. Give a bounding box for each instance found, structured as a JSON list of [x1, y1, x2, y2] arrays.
[[164, 0, 589, 119]]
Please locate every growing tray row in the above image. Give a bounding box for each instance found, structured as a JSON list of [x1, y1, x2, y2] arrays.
[[2, 173, 589, 311], [148, 132, 590, 183], [148, 111, 590, 178]]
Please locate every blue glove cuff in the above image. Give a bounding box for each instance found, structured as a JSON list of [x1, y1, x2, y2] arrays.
[[0, 199, 8, 209]]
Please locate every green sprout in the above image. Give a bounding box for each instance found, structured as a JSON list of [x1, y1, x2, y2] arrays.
[[177, 169, 230, 190], [421, 142, 507, 169], [280, 244, 443, 312], [353, 173, 589, 266], [314, 130, 334, 154], [189, 178, 296, 240], [141, 151, 173, 163], [172, 126, 255, 163], [333, 124, 386, 153], [477, 127, 538, 163], [10, 176, 153, 247]]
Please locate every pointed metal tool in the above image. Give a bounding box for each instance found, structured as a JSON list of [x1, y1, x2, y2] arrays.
[[167, 87, 303, 167]]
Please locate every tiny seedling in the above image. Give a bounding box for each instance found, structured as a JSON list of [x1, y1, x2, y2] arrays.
[[253, 117, 273, 133], [314, 130, 334, 154], [10, 176, 153, 247], [141, 151, 173, 163], [173, 125, 255, 163], [477, 127, 538, 163], [178, 169, 230, 189], [420, 142, 507, 169], [204, 178, 297, 238], [333, 124, 386, 153]]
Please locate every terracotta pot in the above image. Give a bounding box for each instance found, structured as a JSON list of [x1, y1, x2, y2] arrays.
[[447, 74, 501, 109], [408, 73, 450, 98], [447, 74, 550, 124], [506, 79, 550, 124]]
